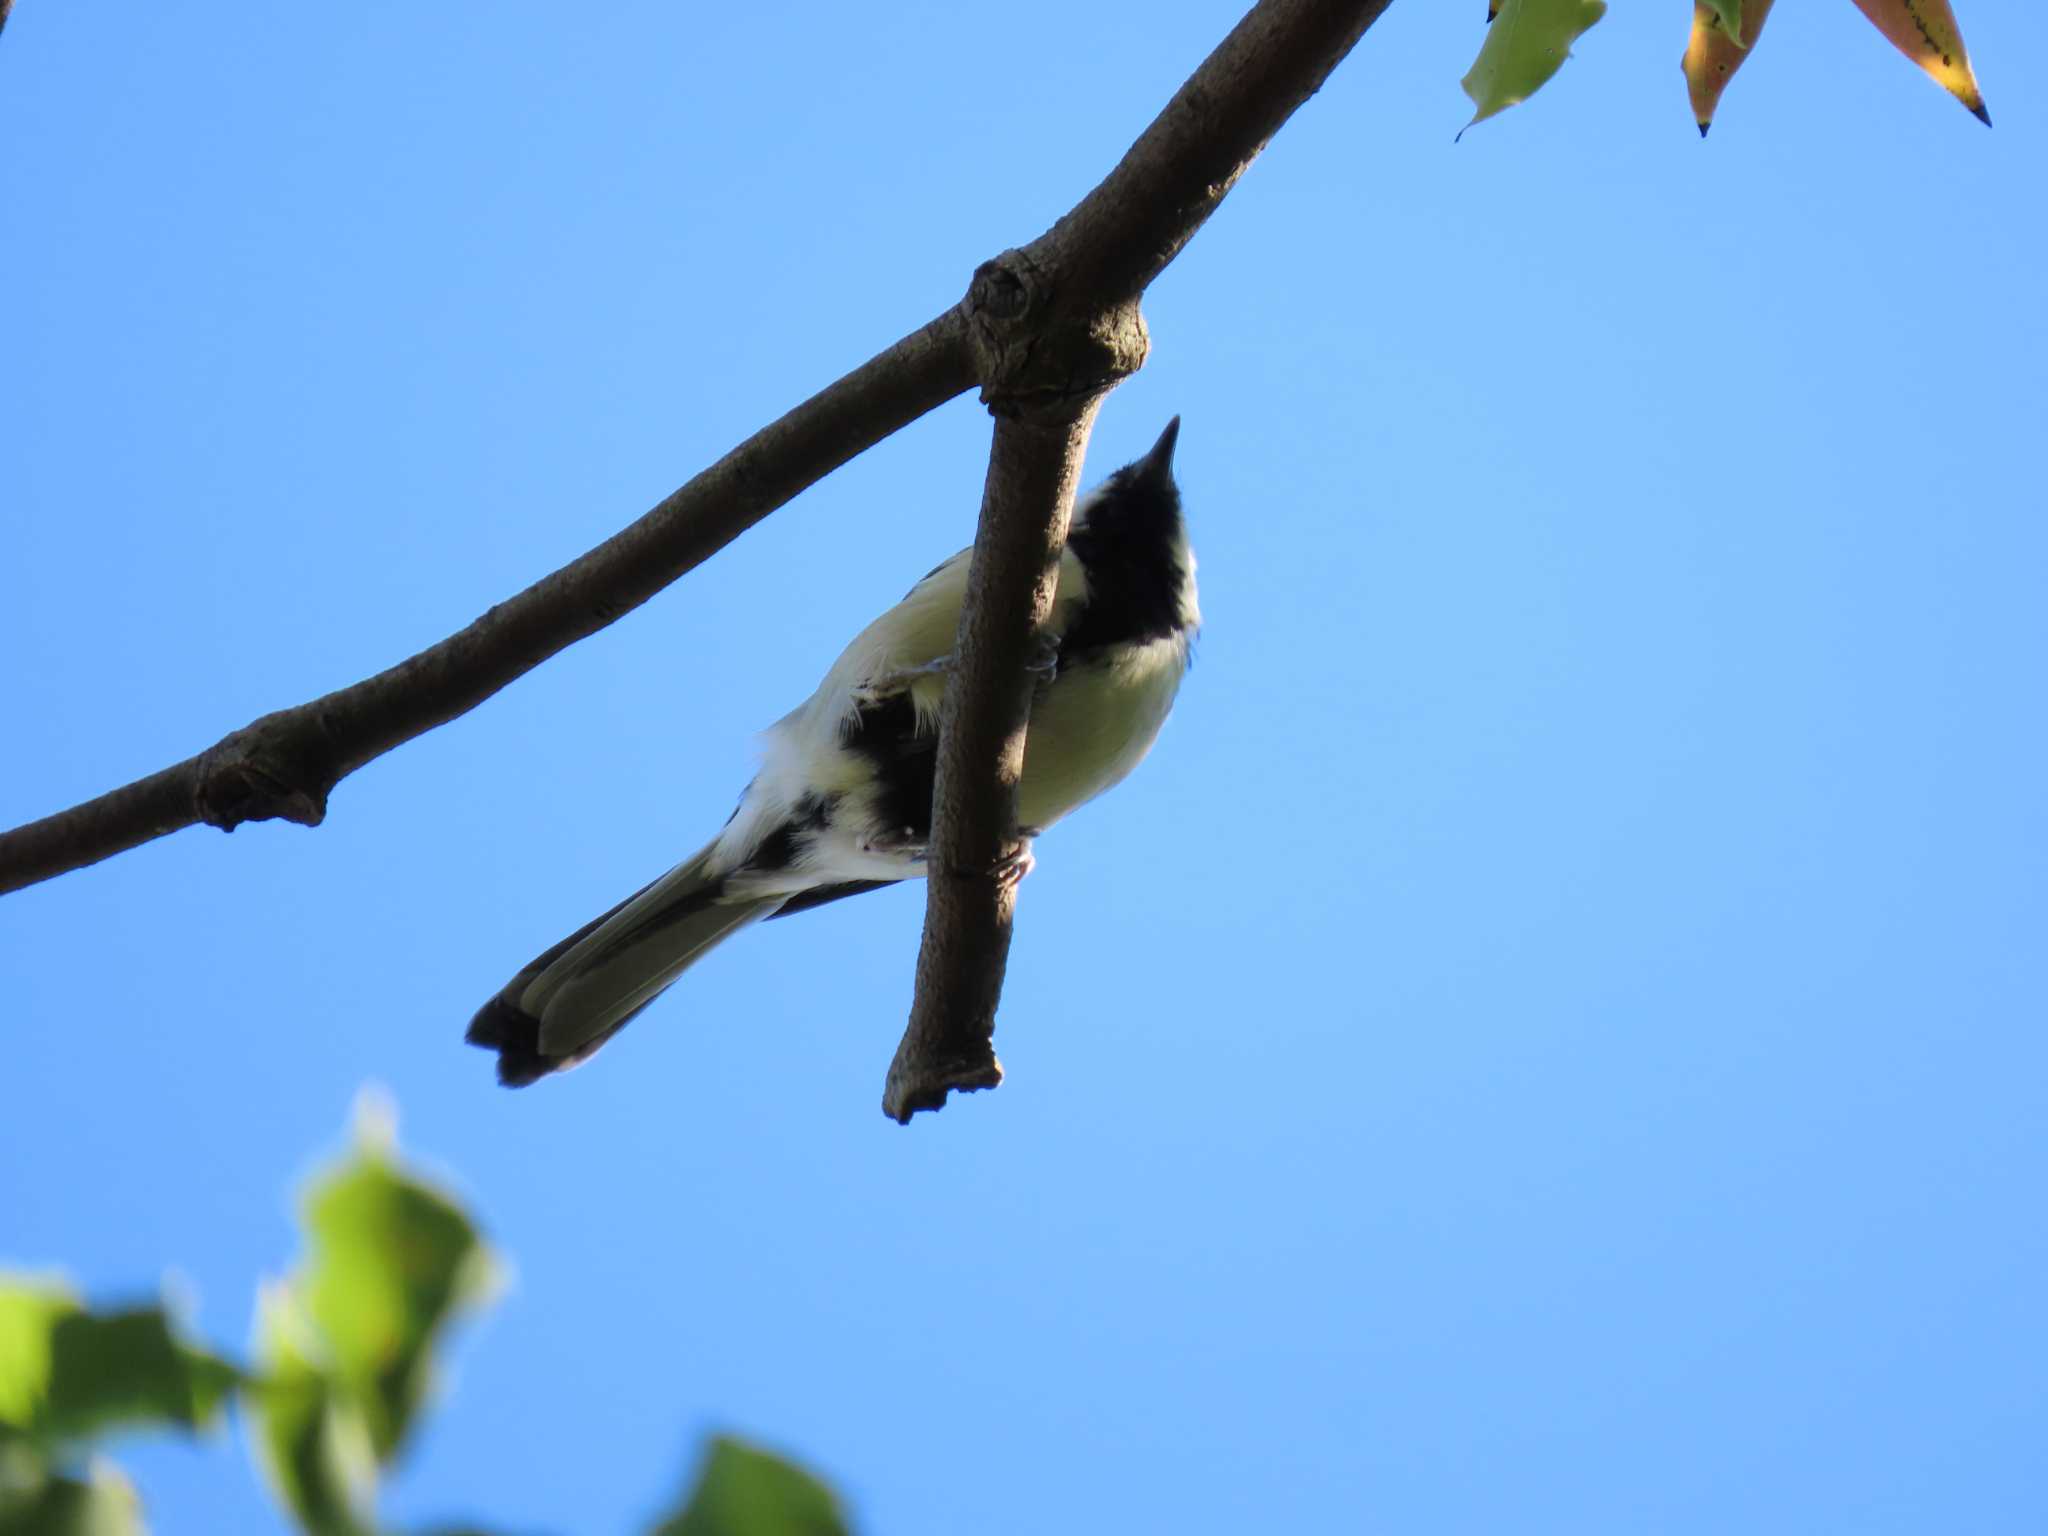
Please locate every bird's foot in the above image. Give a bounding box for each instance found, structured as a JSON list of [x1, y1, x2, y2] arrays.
[[992, 839, 1036, 888], [1025, 632, 1060, 684], [861, 825, 928, 861], [852, 638, 1053, 707], [851, 654, 954, 706]]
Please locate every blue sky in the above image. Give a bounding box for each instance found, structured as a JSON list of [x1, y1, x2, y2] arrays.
[[4, 2, 2044, 1532]]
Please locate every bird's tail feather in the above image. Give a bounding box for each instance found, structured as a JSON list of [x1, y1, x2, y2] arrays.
[[466, 846, 780, 1086]]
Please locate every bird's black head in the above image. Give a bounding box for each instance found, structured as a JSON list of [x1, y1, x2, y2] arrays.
[[1080, 415, 1182, 540], [1063, 417, 1198, 656]]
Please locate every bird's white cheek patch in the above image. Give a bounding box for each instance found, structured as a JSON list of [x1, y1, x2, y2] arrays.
[[1112, 632, 1192, 685]]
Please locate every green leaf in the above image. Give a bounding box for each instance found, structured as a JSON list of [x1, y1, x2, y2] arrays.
[[1701, 0, 1743, 45], [1459, 0, 1607, 133], [650, 1436, 849, 1536], [0, 1451, 146, 1536], [295, 1101, 496, 1463], [246, 1286, 379, 1536], [0, 1278, 238, 1446]]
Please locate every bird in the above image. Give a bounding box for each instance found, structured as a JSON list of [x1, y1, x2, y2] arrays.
[[467, 417, 1198, 1086]]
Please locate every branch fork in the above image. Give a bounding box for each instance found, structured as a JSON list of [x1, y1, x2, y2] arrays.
[[0, 0, 1400, 1123]]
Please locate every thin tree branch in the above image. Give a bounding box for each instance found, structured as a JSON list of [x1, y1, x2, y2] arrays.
[[883, 406, 1102, 1121], [1051, 0, 1396, 306], [8, 0, 1395, 1124], [885, 0, 1395, 1118], [0, 311, 976, 896]]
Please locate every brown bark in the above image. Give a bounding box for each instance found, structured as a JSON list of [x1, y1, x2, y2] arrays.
[[1, 0, 1398, 1123], [886, 0, 1395, 1117], [884, 406, 1104, 1121], [0, 313, 976, 895]]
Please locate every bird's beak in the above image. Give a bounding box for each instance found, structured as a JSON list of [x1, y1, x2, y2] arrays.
[[1135, 416, 1181, 484]]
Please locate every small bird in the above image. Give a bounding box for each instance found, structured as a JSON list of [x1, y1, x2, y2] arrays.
[[468, 418, 1198, 1086]]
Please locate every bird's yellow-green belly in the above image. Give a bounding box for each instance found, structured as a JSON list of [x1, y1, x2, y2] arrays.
[[1017, 641, 1184, 832]]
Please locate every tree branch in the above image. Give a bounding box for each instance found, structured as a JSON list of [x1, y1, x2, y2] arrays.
[[0, 310, 976, 895], [883, 406, 1103, 1122], [7, 0, 1395, 1123], [884, 0, 1395, 1118]]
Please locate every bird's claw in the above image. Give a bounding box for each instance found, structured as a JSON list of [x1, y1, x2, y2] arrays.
[[853, 639, 1054, 707], [851, 654, 954, 707], [1026, 632, 1060, 683], [992, 840, 1036, 888], [861, 825, 928, 860]]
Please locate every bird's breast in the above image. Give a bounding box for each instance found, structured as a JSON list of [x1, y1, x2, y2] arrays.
[[1017, 633, 1188, 833]]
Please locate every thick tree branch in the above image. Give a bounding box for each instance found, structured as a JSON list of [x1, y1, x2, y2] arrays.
[[886, 0, 1395, 1118], [883, 406, 1102, 1122], [0, 311, 976, 895]]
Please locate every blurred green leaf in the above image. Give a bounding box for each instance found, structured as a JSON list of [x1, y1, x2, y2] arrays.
[[0, 1278, 237, 1446], [0, 1450, 146, 1536], [1459, 0, 1606, 133], [0, 1287, 68, 1432], [650, 1436, 848, 1536], [295, 1100, 496, 1463], [247, 1286, 378, 1536]]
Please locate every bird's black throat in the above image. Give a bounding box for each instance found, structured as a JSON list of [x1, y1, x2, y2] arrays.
[[1058, 467, 1191, 660]]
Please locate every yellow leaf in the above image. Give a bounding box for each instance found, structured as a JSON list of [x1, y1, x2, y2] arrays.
[[1683, 0, 1778, 135], [1846, 0, 1990, 123]]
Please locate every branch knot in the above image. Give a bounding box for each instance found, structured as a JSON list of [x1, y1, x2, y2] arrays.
[[194, 714, 334, 831], [963, 250, 1149, 420]]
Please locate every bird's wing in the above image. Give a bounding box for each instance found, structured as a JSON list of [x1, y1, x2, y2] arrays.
[[763, 878, 897, 919], [813, 543, 1091, 721]]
